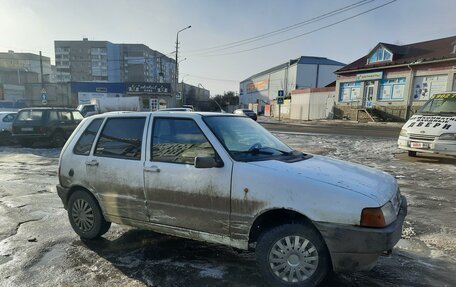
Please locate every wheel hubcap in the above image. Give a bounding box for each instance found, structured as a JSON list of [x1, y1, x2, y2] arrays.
[[71, 199, 94, 232], [268, 235, 319, 283]]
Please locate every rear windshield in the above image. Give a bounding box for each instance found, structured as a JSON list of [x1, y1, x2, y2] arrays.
[[17, 110, 44, 121]]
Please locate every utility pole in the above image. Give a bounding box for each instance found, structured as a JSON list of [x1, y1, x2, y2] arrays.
[[175, 25, 191, 106], [39, 51, 44, 87]]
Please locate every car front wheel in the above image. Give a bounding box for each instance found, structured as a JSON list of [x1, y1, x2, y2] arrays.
[[256, 223, 331, 287], [67, 190, 111, 239]]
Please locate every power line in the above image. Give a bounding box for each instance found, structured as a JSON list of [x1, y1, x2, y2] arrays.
[[191, 0, 397, 57], [184, 0, 375, 55]]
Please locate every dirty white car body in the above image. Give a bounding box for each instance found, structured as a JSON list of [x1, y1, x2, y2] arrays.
[[0, 111, 17, 144], [57, 111, 406, 286]]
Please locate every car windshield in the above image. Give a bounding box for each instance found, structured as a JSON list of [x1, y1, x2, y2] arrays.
[[204, 116, 302, 162], [418, 96, 456, 115]]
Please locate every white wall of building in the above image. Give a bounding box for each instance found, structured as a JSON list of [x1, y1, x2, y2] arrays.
[[290, 90, 336, 120]]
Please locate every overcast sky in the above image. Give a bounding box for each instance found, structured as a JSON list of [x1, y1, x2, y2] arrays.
[[1, 0, 455, 95]]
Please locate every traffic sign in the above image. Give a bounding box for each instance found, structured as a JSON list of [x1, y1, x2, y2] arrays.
[[278, 90, 284, 97], [41, 88, 48, 105], [41, 89, 48, 101], [277, 97, 284, 104], [176, 92, 182, 100]]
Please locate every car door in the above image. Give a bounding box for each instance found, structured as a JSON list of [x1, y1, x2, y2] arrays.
[[144, 116, 232, 235], [58, 110, 76, 137], [86, 116, 149, 222]]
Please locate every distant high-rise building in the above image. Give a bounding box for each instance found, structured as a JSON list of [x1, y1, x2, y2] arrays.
[[54, 38, 175, 86]]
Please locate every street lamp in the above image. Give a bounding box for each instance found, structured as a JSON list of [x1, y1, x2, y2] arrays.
[[175, 25, 191, 106]]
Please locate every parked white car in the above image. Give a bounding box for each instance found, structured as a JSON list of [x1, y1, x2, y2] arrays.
[[398, 92, 456, 156], [57, 112, 406, 286], [0, 111, 17, 145]]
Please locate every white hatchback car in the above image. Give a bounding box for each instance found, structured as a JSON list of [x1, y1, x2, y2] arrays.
[[0, 111, 17, 145], [57, 111, 406, 286]]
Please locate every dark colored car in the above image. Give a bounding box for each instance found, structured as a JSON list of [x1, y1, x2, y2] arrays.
[[233, 109, 257, 121], [12, 107, 83, 147]]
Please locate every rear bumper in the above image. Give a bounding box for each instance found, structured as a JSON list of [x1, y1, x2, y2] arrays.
[[315, 196, 407, 272], [56, 184, 70, 210]]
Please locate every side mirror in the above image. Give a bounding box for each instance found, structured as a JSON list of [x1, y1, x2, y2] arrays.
[[194, 156, 224, 168]]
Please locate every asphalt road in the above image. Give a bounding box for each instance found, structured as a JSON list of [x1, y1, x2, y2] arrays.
[[260, 121, 401, 138]]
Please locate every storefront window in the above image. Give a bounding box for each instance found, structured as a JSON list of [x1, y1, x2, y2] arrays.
[[339, 82, 361, 102], [378, 78, 406, 101]]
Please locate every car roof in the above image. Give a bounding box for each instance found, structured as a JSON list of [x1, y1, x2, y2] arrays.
[[88, 111, 239, 119], [0, 111, 17, 114], [18, 107, 76, 111]]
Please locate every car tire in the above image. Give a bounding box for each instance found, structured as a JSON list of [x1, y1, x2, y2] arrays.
[[67, 190, 111, 239], [52, 130, 66, 147], [256, 223, 331, 287], [408, 151, 417, 157]]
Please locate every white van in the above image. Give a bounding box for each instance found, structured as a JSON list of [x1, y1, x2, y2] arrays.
[[398, 92, 456, 157]]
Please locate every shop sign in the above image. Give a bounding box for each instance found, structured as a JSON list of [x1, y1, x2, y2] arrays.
[[356, 71, 383, 81], [127, 83, 171, 94], [246, 80, 268, 93]]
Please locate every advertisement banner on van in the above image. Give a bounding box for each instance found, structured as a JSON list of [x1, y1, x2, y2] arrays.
[[406, 115, 455, 130]]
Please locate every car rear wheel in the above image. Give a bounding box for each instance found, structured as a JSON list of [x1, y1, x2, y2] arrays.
[[67, 190, 111, 239], [256, 223, 330, 287], [408, 151, 417, 157], [52, 131, 66, 147]]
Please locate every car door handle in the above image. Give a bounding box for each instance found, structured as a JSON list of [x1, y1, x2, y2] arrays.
[[144, 166, 160, 173], [85, 160, 99, 167]]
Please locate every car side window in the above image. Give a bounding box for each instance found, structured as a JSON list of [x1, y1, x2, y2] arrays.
[[2, 114, 15, 122], [60, 111, 72, 121], [73, 119, 103, 156], [94, 117, 146, 160], [151, 118, 215, 165], [49, 111, 59, 121]]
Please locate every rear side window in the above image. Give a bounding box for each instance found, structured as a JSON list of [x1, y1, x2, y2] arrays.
[[49, 111, 59, 121], [60, 111, 72, 121], [73, 119, 103, 156], [72, 111, 84, 121], [94, 117, 146, 160], [17, 110, 43, 121]]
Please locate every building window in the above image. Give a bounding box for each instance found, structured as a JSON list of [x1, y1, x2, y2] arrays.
[[378, 78, 406, 101], [339, 82, 361, 102], [367, 47, 393, 64]]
